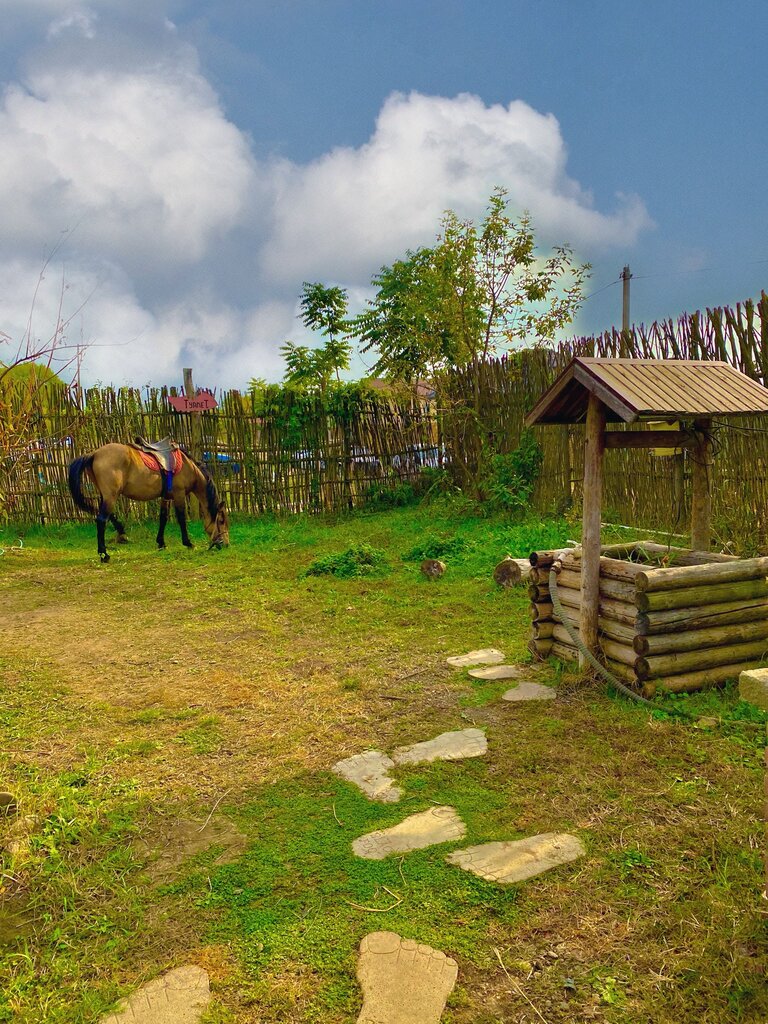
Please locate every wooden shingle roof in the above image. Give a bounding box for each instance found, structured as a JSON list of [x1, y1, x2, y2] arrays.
[[525, 357, 768, 425]]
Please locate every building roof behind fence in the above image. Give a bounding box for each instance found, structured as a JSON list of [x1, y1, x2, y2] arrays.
[[525, 357, 768, 425]]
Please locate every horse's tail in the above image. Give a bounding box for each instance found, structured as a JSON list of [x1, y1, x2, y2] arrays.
[[68, 454, 96, 513]]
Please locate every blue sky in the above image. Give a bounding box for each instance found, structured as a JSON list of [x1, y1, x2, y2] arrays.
[[1, 1, 766, 388]]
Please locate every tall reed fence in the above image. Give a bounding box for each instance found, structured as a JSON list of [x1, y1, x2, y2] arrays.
[[0, 385, 438, 522], [3, 291, 768, 553], [439, 292, 768, 554]]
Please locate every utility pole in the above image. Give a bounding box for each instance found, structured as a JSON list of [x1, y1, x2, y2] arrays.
[[620, 265, 632, 356]]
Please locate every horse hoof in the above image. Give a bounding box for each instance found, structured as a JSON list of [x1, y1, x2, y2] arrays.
[[100, 553, 110, 563], [116, 535, 129, 544], [157, 543, 166, 550], [184, 542, 194, 549]]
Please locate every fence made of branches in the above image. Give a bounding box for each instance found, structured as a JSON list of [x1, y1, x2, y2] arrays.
[[4, 291, 768, 554], [438, 292, 768, 553], [0, 384, 438, 523]]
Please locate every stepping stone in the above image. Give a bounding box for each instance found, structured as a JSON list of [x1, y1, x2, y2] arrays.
[[446, 833, 585, 884], [501, 682, 556, 702], [446, 648, 504, 669], [0, 792, 18, 818], [100, 965, 211, 1024], [333, 750, 403, 803], [392, 729, 487, 765], [353, 806, 466, 861], [356, 931, 458, 1024], [468, 664, 527, 680]]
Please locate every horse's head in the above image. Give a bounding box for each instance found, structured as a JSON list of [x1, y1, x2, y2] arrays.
[[206, 500, 230, 550]]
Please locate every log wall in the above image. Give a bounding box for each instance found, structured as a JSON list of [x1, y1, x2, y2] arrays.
[[529, 544, 768, 696]]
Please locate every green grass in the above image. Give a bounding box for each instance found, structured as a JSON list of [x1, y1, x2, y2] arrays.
[[1, 505, 766, 1023]]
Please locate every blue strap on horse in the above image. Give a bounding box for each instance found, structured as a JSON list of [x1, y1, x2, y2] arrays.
[[131, 436, 179, 498]]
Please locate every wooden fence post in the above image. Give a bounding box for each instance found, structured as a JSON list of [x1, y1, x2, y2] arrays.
[[579, 394, 606, 668]]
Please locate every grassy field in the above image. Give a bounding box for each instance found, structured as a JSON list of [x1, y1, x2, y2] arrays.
[[0, 504, 766, 1023]]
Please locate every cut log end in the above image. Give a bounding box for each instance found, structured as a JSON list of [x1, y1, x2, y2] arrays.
[[421, 559, 446, 579], [493, 557, 524, 587]]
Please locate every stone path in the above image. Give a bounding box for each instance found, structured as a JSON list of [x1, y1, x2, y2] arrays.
[[353, 807, 466, 860], [392, 728, 487, 765], [333, 750, 402, 803], [446, 648, 505, 668], [468, 664, 526, 680], [332, 730, 487, 803], [356, 931, 458, 1024], [100, 966, 210, 1024], [501, 682, 556, 702], [446, 833, 585, 884]]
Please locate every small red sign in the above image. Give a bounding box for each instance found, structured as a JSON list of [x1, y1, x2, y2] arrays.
[[168, 392, 218, 412]]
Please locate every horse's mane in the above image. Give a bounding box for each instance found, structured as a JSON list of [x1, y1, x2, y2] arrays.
[[192, 458, 221, 520]]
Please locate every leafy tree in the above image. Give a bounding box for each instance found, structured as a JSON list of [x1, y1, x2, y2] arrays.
[[353, 188, 590, 381], [278, 282, 352, 392]]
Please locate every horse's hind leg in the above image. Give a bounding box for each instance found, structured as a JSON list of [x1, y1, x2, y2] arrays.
[[96, 500, 111, 563], [174, 500, 194, 548], [156, 500, 170, 549], [109, 513, 128, 543]]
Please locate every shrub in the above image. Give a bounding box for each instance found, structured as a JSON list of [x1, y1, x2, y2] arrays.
[[303, 543, 389, 579]]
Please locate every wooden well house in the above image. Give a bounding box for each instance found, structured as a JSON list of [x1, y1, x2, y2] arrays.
[[525, 357, 768, 696]]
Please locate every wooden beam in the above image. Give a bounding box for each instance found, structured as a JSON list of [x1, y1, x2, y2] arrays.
[[690, 417, 713, 551], [579, 394, 606, 668], [603, 430, 694, 449]]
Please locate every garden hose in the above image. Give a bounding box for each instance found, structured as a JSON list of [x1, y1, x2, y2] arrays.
[[547, 559, 652, 706]]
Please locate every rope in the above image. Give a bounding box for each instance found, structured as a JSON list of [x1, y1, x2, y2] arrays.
[[547, 559, 651, 706]]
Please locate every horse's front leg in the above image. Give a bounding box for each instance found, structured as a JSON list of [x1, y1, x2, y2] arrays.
[[96, 501, 111, 563], [156, 500, 171, 549], [174, 500, 194, 548]]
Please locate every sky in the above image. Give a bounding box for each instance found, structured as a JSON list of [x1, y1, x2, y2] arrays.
[[0, 0, 766, 390]]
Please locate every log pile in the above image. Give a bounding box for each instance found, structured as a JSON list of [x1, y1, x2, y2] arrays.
[[528, 543, 768, 696]]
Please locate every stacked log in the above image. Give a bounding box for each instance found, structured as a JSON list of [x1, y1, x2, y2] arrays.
[[528, 549, 768, 696]]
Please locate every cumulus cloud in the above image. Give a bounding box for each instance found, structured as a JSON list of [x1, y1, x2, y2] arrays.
[[0, 7, 652, 388], [264, 91, 651, 284]]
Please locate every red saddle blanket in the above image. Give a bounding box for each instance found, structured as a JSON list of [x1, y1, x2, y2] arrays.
[[138, 449, 183, 474]]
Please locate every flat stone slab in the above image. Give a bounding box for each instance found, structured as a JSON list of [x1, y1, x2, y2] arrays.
[[353, 806, 466, 861], [333, 750, 403, 803], [100, 966, 211, 1024], [446, 832, 585, 884], [392, 729, 487, 765], [501, 682, 556, 702], [446, 648, 504, 668], [356, 931, 458, 1024], [739, 668, 768, 712], [468, 664, 527, 680]]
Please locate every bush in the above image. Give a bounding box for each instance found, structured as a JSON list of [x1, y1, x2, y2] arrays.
[[481, 429, 543, 511], [401, 534, 470, 562], [302, 543, 389, 579]]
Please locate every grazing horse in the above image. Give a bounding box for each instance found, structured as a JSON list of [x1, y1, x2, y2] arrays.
[[68, 443, 230, 562]]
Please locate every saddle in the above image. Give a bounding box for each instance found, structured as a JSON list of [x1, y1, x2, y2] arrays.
[[131, 436, 180, 497]]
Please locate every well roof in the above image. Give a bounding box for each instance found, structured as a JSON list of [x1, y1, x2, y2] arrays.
[[525, 357, 768, 425]]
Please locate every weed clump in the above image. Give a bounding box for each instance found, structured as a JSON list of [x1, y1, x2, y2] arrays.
[[303, 543, 389, 579], [401, 534, 470, 562]]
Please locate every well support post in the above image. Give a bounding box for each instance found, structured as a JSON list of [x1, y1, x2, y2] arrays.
[[690, 417, 713, 551], [579, 394, 606, 668]]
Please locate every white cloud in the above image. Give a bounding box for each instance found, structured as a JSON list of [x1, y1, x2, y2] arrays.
[[0, 65, 257, 275], [263, 91, 652, 283], [0, 8, 652, 389]]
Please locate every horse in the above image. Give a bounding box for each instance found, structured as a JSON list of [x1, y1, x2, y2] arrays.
[[68, 443, 230, 562]]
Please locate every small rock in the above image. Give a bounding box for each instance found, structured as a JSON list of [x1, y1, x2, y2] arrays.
[[0, 792, 18, 818], [468, 664, 526, 680]]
